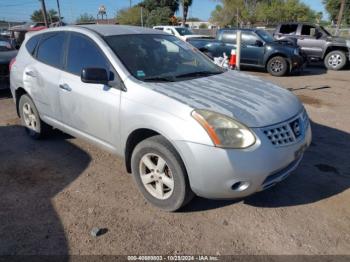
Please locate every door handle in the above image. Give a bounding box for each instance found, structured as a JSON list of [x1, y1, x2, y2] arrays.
[[59, 84, 72, 92], [25, 71, 36, 77]]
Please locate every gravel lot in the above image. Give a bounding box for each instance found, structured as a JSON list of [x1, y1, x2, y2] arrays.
[[0, 65, 350, 256]]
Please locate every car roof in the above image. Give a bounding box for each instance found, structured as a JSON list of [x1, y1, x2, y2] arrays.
[[218, 28, 258, 32], [76, 24, 167, 36]]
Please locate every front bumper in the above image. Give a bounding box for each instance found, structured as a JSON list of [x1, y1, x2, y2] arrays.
[[174, 117, 312, 199]]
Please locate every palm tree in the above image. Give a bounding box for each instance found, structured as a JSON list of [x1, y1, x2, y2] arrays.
[[181, 0, 193, 25]]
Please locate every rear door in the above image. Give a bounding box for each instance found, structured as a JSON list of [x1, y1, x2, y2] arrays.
[[25, 32, 66, 120], [58, 32, 121, 150]]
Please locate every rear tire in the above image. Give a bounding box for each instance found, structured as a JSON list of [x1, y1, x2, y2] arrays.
[[324, 50, 346, 70], [19, 94, 50, 139], [267, 56, 288, 76], [131, 135, 194, 212]]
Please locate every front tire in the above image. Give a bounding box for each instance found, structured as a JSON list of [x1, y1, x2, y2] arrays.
[[324, 50, 346, 70], [131, 135, 194, 212], [267, 56, 288, 76], [19, 94, 50, 139]]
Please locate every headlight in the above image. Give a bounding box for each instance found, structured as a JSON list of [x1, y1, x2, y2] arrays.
[[346, 40, 350, 48], [192, 109, 256, 148]]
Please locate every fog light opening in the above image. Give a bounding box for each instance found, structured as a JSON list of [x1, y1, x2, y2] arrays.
[[231, 181, 250, 191]]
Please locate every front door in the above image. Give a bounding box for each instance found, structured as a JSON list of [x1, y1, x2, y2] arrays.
[[59, 32, 121, 151], [297, 24, 325, 58], [240, 32, 264, 65]]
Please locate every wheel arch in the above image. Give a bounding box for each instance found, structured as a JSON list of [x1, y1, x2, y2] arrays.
[[14, 87, 28, 117], [323, 46, 348, 59], [265, 52, 290, 69], [124, 128, 162, 173]]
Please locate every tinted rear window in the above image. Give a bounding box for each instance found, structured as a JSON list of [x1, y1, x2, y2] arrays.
[[25, 35, 41, 55], [36, 32, 65, 68], [219, 31, 236, 43], [279, 24, 298, 35]]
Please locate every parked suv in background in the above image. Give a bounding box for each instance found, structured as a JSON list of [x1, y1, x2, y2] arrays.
[[274, 23, 350, 70], [215, 28, 304, 76], [10, 25, 311, 211]]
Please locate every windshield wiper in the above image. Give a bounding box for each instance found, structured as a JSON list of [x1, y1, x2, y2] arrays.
[[143, 76, 175, 82], [175, 71, 222, 79]]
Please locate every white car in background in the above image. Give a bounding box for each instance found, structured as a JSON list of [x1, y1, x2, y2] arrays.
[[153, 25, 212, 41]]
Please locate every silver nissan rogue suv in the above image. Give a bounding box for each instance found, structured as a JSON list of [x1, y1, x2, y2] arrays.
[[10, 25, 312, 211]]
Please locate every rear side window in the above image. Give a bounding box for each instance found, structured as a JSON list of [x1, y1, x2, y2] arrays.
[[66, 33, 109, 76], [25, 35, 41, 55], [219, 31, 236, 43], [36, 32, 65, 68], [242, 32, 259, 45], [279, 24, 298, 35]]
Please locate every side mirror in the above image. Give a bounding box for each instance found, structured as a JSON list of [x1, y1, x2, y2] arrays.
[[255, 40, 264, 47], [315, 31, 323, 39], [81, 68, 109, 85]]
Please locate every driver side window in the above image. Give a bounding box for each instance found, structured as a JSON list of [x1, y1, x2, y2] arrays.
[[242, 32, 260, 46], [66, 33, 110, 76], [301, 25, 317, 37]]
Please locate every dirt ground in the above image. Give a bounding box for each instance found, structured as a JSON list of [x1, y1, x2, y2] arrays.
[[0, 65, 350, 256]]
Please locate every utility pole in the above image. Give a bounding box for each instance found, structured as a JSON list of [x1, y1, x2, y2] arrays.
[[39, 0, 49, 27], [336, 0, 346, 35], [130, 0, 132, 8], [56, 0, 62, 25], [141, 6, 144, 27]]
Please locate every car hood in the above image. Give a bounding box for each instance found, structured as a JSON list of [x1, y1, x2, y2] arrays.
[[142, 70, 302, 127], [327, 36, 347, 44], [0, 50, 17, 64]]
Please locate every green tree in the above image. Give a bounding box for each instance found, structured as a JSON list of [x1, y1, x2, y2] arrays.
[[181, 0, 193, 25], [76, 13, 95, 24], [117, 6, 149, 26], [199, 23, 208, 29], [146, 6, 173, 26], [31, 9, 59, 23], [211, 0, 318, 27], [323, 0, 350, 25], [140, 0, 179, 13]]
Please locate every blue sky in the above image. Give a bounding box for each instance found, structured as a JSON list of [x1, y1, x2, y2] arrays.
[[0, 0, 327, 23]]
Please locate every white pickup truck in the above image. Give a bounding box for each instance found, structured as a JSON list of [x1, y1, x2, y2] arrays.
[[153, 26, 212, 41]]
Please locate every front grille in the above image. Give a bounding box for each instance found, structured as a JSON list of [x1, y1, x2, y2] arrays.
[[262, 110, 309, 147], [262, 123, 295, 146]]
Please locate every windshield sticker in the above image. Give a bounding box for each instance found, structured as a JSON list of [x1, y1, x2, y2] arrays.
[[137, 70, 146, 77]]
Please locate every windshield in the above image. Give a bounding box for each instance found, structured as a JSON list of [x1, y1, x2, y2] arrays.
[[256, 30, 274, 43], [0, 39, 14, 51], [105, 34, 224, 82], [175, 27, 193, 36]]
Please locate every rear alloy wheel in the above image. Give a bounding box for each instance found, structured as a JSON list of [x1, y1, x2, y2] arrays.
[[324, 50, 346, 70], [131, 135, 194, 211], [19, 94, 50, 139], [267, 56, 288, 76]]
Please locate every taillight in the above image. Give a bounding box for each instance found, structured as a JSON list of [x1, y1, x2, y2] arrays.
[[9, 57, 16, 71]]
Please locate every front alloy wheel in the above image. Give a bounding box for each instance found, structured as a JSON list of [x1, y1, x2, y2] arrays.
[[267, 56, 288, 76], [131, 135, 194, 211], [325, 50, 346, 70], [139, 153, 174, 200]]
